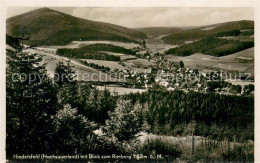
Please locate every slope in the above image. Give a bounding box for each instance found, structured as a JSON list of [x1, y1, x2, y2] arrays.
[[7, 8, 147, 46]]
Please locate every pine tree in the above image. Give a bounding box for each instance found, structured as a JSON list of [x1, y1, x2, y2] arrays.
[[6, 41, 58, 156], [52, 104, 97, 154], [55, 60, 78, 108], [54, 60, 76, 87], [103, 99, 143, 142], [179, 61, 184, 68]]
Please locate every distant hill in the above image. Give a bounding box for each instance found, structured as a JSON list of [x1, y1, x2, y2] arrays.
[[165, 36, 254, 57], [134, 27, 183, 37], [161, 20, 254, 45], [7, 8, 147, 46]]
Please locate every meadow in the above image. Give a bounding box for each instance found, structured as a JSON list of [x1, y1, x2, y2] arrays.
[[95, 85, 146, 95], [166, 48, 254, 73], [138, 132, 253, 162], [42, 40, 139, 50], [80, 59, 125, 70], [165, 37, 254, 57]]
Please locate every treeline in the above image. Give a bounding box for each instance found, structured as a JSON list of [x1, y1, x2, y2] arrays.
[[56, 43, 135, 61], [213, 29, 254, 37], [206, 81, 243, 94], [26, 31, 139, 46], [240, 29, 254, 36], [162, 20, 254, 45], [6, 34, 21, 49], [213, 29, 241, 37], [165, 37, 254, 57], [6, 41, 145, 159], [126, 89, 254, 141], [46, 29, 140, 46], [80, 60, 111, 72], [56, 50, 120, 61]]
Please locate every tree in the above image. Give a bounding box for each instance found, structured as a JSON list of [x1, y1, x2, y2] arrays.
[[187, 121, 197, 155], [179, 61, 184, 68], [230, 85, 242, 94], [6, 34, 22, 50], [206, 81, 221, 92], [6, 40, 58, 156], [236, 85, 242, 93], [54, 60, 76, 87], [142, 40, 146, 48], [52, 104, 97, 154], [244, 84, 254, 95], [54, 60, 79, 109], [194, 69, 199, 75], [98, 88, 117, 124], [103, 99, 143, 142]]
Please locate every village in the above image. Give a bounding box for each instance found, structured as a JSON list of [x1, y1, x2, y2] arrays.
[[5, 7, 255, 162], [33, 40, 254, 96]]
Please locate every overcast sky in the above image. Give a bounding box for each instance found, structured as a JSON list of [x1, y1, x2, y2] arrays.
[[7, 7, 253, 28]]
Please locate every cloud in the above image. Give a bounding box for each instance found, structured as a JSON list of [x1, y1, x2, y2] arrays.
[[7, 7, 253, 28], [71, 7, 253, 27]]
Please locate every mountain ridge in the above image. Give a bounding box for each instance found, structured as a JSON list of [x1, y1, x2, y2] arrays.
[[7, 8, 147, 46], [161, 20, 254, 44], [135, 20, 254, 37]]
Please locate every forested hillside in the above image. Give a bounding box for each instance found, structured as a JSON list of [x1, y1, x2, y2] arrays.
[[126, 90, 254, 141], [162, 20, 254, 45], [56, 43, 135, 61], [7, 8, 147, 46], [165, 37, 254, 57]]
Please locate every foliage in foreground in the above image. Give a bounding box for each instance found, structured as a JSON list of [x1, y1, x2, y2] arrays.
[[6, 48, 58, 155], [6, 39, 254, 162], [126, 89, 254, 142]]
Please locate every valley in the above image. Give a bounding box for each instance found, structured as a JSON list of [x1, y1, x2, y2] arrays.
[[5, 7, 255, 162], [25, 30, 254, 95]]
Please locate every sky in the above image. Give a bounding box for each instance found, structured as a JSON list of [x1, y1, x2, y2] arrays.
[[7, 7, 254, 28]]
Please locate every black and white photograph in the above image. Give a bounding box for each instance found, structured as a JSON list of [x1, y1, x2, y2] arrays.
[[1, 0, 259, 162]]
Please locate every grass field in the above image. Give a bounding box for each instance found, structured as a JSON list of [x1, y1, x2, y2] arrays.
[[80, 59, 125, 70], [39, 42, 139, 62], [126, 58, 156, 68], [120, 55, 138, 61], [40, 40, 139, 50], [40, 42, 80, 49], [139, 132, 254, 161], [95, 85, 146, 95], [219, 36, 254, 42], [100, 51, 126, 56], [165, 48, 254, 73], [161, 20, 254, 45], [74, 41, 139, 49], [102, 51, 138, 61], [165, 37, 254, 57], [25, 48, 122, 82], [80, 58, 155, 73]]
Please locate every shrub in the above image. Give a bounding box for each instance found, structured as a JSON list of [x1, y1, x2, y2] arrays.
[[141, 138, 182, 159]]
